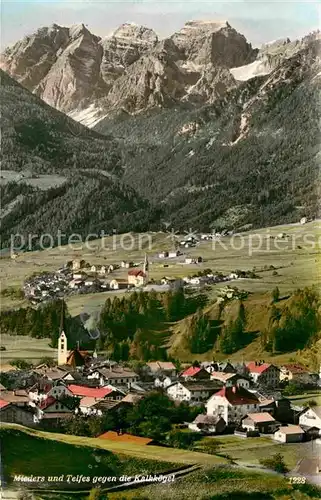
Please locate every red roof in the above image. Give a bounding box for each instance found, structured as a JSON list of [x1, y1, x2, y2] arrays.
[[39, 396, 57, 410], [246, 362, 273, 374], [98, 431, 153, 445], [128, 269, 146, 277], [211, 386, 259, 406], [67, 384, 113, 398], [181, 366, 201, 377], [0, 399, 10, 409]]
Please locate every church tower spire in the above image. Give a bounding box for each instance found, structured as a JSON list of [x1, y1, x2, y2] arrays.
[[143, 253, 149, 283], [58, 301, 68, 366]]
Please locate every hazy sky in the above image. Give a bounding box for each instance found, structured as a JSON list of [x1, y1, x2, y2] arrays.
[[1, 0, 320, 49]]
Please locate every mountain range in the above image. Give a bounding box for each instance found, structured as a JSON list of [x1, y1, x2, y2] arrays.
[[1, 21, 320, 247]]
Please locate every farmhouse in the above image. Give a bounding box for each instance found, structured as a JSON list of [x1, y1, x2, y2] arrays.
[[299, 406, 321, 432], [241, 413, 279, 434], [181, 366, 211, 380], [167, 381, 222, 403], [246, 362, 280, 387], [67, 384, 115, 399], [0, 390, 30, 408], [210, 372, 250, 389], [158, 251, 169, 259], [89, 367, 139, 387], [147, 361, 176, 377], [38, 396, 72, 415], [109, 279, 128, 290], [168, 251, 180, 258], [188, 414, 226, 434], [280, 364, 309, 382], [274, 425, 305, 443], [206, 386, 260, 425], [121, 261, 133, 268], [0, 400, 35, 427], [128, 269, 147, 287]]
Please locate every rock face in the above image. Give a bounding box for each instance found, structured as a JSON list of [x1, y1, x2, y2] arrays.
[[171, 20, 255, 68], [2, 20, 318, 122], [1, 20, 256, 118], [100, 23, 158, 88]]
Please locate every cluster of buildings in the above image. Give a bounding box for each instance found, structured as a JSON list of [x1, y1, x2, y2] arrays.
[[23, 257, 150, 303], [1, 332, 320, 448]]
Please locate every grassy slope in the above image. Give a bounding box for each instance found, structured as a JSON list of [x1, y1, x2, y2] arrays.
[[110, 469, 321, 500], [3, 425, 321, 500], [0, 424, 226, 468]]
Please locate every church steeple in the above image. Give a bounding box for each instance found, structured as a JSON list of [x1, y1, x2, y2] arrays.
[[58, 301, 68, 365], [143, 253, 149, 281]]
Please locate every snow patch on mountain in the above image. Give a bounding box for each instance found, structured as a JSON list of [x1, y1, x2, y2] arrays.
[[68, 104, 107, 127], [230, 60, 270, 81]]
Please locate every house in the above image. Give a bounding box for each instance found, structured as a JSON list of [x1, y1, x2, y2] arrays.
[[0, 401, 35, 427], [217, 362, 237, 373], [158, 251, 169, 259], [168, 251, 180, 258], [99, 266, 107, 275], [185, 257, 194, 265], [188, 414, 226, 434], [206, 386, 260, 425], [246, 362, 280, 387], [154, 375, 174, 389], [89, 368, 139, 387], [241, 413, 279, 434], [210, 372, 250, 389], [46, 382, 73, 400], [72, 259, 81, 271], [109, 279, 129, 290], [299, 406, 321, 432], [181, 366, 211, 380], [274, 425, 305, 443], [98, 431, 155, 445], [34, 366, 71, 382], [121, 261, 133, 269], [128, 269, 147, 287], [0, 390, 30, 408], [167, 381, 222, 403], [78, 397, 103, 416], [38, 396, 72, 414], [147, 361, 176, 378], [67, 384, 115, 399], [280, 364, 309, 382]]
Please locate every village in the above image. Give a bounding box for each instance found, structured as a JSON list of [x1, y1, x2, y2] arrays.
[[1, 328, 321, 477], [22, 245, 252, 304]]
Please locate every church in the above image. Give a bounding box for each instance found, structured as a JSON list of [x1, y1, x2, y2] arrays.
[[57, 330, 89, 369]]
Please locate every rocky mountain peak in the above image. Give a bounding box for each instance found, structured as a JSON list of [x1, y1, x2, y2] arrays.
[[110, 22, 158, 45], [171, 19, 255, 68]]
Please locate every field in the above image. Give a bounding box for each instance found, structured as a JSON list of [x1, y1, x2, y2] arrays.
[[288, 392, 321, 406], [195, 435, 320, 470], [0, 334, 56, 364]]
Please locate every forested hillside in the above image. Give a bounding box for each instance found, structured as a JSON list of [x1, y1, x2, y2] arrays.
[[0, 70, 157, 248], [1, 287, 320, 366]]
